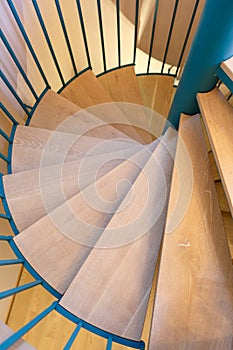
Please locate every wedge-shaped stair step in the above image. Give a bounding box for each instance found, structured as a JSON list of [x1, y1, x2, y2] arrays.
[[137, 75, 175, 116], [30, 90, 133, 141], [59, 127, 177, 340], [0, 321, 35, 349], [14, 140, 159, 294], [12, 125, 139, 173], [60, 69, 145, 143], [98, 66, 152, 143], [5, 140, 145, 231], [197, 88, 233, 216], [148, 114, 233, 350]]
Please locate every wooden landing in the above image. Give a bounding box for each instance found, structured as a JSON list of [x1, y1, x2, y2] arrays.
[[149, 114, 233, 350], [98, 66, 152, 143], [59, 128, 177, 340], [197, 88, 233, 216], [0, 320, 35, 349], [11, 125, 136, 173], [14, 141, 158, 294], [60, 69, 146, 143], [221, 56, 233, 82], [30, 90, 133, 142]]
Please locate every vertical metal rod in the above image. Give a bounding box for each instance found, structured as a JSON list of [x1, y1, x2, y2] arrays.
[[168, 0, 233, 129], [133, 0, 140, 64], [116, 0, 121, 67], [6, 0, 50, 88], [147, 0, 159, 73], [175, 0, 200, 77], [97, 0, 107, 72], [0, 129, 11, 142], [54, 0, 78, 76], [31, 0, 65, 86], [0, 302, 58, 350], [63, 321, 83, 350], [0, 259, 24, 266], [0, 154, 9, 164], [0, 71, 30, 116], [161, 0, 179, 73], [0, 280, 42, 299], [75, 0, 91, 68], [227, 92, 232, 101], [0, 212, 11, 219], [0, 103, 19, 125], [0, 29, 38, 100], [106, 336, 113, 350]]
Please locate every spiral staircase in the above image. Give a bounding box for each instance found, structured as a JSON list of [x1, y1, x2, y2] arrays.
[[0, 0, 233, 349]]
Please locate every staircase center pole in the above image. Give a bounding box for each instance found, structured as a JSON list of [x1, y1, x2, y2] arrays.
[[167, 0, 233, 129]]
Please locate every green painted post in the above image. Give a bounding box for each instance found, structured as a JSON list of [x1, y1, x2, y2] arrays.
[[168, 0, 233, 129]]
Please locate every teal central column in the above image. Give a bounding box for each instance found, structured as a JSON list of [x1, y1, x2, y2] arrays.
[[167, 0, 233, 129]]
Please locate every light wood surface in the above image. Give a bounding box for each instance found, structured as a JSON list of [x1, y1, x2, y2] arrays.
[[30, 90, 132, 141], [215, 181, 230, 213], [137, 75, 175, 138], [222, 212, 233, 261], [60, 70, 145, 143], [59, 128, 177, 340], [0, 320, 35, 349], [13, 141, 158, 294], [3, 154, 127, 231], [148, 114, 233, 350], [221, 56, 233, 82], [197, 88, 233, 216], [98, 66, 152, 143], [137, 75, 175, 118], [208, 150, 220, 181], [11, 125, 137, 173], [6, 269, 126, 350]]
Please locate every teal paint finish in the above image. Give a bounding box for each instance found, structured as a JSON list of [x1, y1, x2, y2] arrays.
[[168, 0, 233, 129]]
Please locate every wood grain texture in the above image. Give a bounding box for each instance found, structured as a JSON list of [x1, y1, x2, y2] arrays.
[[215, 181, 230, 213], [11, 125, 136, 173], [222, 212, 233, 260], [13, 141, 158, 294], [197, 88, 233, 216], [208, 151, 220, 181], [149, 114, 233, 350], [3, 155, 125, 231], [0, 320, 35, 349], [98, 66, 152, 143], [6, 270, 123, 350], [221, 56, 233, 82], [60, 69, 145, 143], [59, 128, 177, 340], [30, 89, 132, 141], [137, 75, 175, 138]]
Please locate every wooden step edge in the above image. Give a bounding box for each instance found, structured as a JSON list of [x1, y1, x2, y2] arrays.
[[197, 88, 233, 217]]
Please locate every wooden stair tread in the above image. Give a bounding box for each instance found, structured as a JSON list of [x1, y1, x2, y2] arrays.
[[137, 75, 175, 137], [60, 69, 146, 143], [98, 66, 152, 143], [3, 154, 127, 231], [30, 90, 132, 141], [12, 125, 136, 173], [59, 127, 177, 340], [14, 140, 158, 293], [222, 212, 233, 260], [197, 88, 233, 216], [0, 321, 35, 349], [221, 56, 233, 82], [148, 114, 233, 350]]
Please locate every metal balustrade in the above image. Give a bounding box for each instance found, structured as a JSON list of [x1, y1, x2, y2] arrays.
[[1, 0, 230, 348]]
